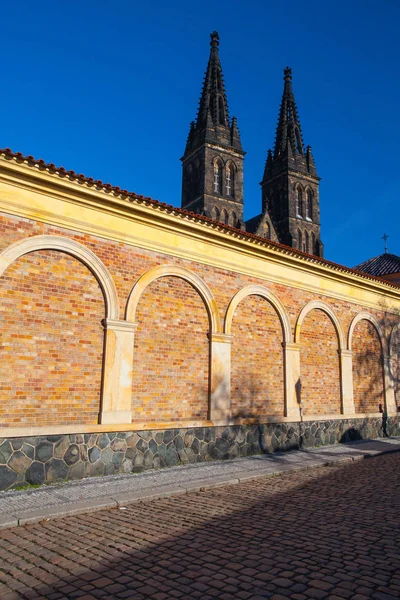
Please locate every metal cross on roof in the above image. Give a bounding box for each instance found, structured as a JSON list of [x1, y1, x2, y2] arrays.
[[382, 233, 389, 253]]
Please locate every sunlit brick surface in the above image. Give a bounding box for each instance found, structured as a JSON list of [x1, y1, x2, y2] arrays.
[[0, 213, 397, 428], [132, 276, 209, 422], [300, 308, 341, 415], [0, 250, 104, 426], [392, 327, 400, 409], [231, 294, 284, 419], [0, 454, 399, 599], [352, 319, 385, 413]]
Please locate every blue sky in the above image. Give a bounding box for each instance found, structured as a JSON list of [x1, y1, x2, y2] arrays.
[[1, 0, 399, 267]]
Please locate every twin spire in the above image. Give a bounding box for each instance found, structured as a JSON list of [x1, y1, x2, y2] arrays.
[[189, 32, 309, 163], [184, 31, 243, 154], [274, 67, 305, 158], [197, 31, 230, 128], [181, 31, 321, 256], [264, 66, 316, 179]]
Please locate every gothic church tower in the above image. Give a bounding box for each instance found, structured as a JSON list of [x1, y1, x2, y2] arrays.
[[259, 68, 323, 256], [181, 32, 245, 228]]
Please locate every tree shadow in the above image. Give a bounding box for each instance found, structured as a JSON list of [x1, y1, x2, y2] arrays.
[[230, 372, 293, 454], [354, 301, 400, 414]]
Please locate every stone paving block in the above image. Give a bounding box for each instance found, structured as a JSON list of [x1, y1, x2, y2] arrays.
[[113, 485, 188, 506], [18, 498, 118, 525], [235, 470, 281, 482], [0, 515, 18, 529], [184, 476, 239, 492]]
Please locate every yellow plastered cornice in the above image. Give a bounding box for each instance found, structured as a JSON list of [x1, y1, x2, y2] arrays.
[[1, 154, 400, 313]]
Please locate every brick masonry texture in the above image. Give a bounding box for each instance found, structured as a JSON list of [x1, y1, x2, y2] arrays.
[[0, 248, 104, 427], [300, 309, 341, 416], [133, 276, 209, 422], [0, 417, 399, 491], [231, 294, 284, 419], [392, 327, 400, 406], [352, 319, 385, 413], [0, 212, 400, 488]]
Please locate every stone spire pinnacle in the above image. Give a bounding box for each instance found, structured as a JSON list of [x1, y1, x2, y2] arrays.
[[274, 67, 305, 158], [197, 31, 230, 129], [181, 31, 245, 222], [183, 31, 243, 156]]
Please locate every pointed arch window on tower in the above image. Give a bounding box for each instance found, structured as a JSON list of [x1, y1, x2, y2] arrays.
[[214, 160, 222, 194], [226, 163, 234, 198], [211, 206, 220, 222], [297, 229, 302, 251], [297, 187, 304, 218], [311, 232, 316, 255], [306, 190, 313, 221], [221, 208, 229, 225], [304, 230, 309, 253]]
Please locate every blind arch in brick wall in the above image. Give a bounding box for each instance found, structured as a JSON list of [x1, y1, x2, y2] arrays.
[[389, 322, 400, 357], [295, 300, 345, 349], [125, 264, 221, 333], [348, 312, 386, 355], [0, 235, 119, 320], [224, 284, 292, 343]]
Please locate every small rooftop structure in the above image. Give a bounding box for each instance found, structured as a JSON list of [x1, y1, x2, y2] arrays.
[[354, 253, 400, 284]]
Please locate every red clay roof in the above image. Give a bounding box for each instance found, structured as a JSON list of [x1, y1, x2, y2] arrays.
[[0, 147, 399, 290]]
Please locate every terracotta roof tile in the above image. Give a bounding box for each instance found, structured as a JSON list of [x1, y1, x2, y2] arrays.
[[354, 253, 400, 277], [1, 147, 399, 290]]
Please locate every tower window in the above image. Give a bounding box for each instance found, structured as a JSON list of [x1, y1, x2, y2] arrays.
[[229, 210, 237, 227], [214, 160, 222, 194], [305, 230, 309, 253], [306, 190, 313, 220], [297, 229, 302, 251], [297, 187, 304, 218], [226, 163, 234, 197], [211, 206, 220, 222]]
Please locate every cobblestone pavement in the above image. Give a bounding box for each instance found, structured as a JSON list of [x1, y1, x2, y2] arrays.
[[0, 453, 399, 600]]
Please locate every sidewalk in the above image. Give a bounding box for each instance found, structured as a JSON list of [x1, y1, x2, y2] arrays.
[[1, 437, 399, 530]]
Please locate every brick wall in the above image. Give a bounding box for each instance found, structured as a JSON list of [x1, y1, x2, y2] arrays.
[[300, 308, 341, 415], [0, 213, 394, 426], [132, 276, 209, 422], [0, 249, 104, 426], [231, 294, 284, 419], [392, 328, 400, 409], [352, 320, 384, 413]]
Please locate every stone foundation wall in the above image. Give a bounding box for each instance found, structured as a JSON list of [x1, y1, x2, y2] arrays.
[[1, 416, 399, 491]]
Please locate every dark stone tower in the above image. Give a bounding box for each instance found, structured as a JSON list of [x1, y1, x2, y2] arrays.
[[181, 32, 245, 228], [261, 68, 323, 256]]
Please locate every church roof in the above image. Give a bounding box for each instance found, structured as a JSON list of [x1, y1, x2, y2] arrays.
[[354, 253, 400, 277]]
